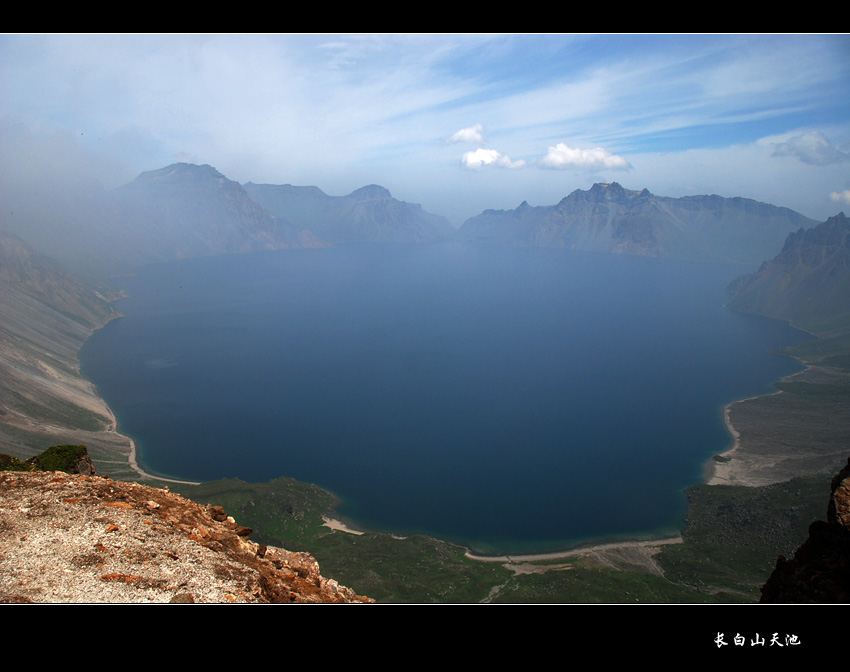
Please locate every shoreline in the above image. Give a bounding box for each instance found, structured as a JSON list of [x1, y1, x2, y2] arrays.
[[82, 285, 826, 562], [322, 516, 364, 535], [82, 313, 203, 487], [317, 508, 686, 562], [464, 535, 684, 564], [462, 341, 818, 563], [94, 349, 810, 561], [705, 389, 785, 487], [124, 434, 202, 486], [705, 315, 813, 487], [702, 315, 848, 488]]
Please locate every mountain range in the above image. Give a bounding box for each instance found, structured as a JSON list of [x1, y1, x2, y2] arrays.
[[457, 182, 816, 264], [243, 182, 456, 244], [4, 160, 847, 343], [1, 163, 455, 275], [1, 164, 825, 276]]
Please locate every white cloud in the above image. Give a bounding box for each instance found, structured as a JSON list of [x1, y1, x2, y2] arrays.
[[771, 131, 849, 166], [830, 190, 850, 205], [448, 124, 485, 145], [540, 143, 631, 170], [461, 148, 525, 170]]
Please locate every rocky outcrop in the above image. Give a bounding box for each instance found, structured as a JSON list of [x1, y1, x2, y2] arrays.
[[0, 444, 97, 476], [244, 181, 456, 244], [457, 182, 815, 263], [726, 212, 850, 331], [760, 457, 850, 603], [0, 469, 372, 603]]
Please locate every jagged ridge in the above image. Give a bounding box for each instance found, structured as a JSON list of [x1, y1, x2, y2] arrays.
[[726, 212, 850, 331], [457, 182, 816, 263]]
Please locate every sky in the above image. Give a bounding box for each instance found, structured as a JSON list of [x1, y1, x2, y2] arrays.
[[2, 33, 849, 225]]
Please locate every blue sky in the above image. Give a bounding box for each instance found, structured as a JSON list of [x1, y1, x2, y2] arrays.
[[2, 34, 849, 224]]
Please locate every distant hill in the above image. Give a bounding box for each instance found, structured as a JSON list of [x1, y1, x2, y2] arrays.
[[457, 182, 816, 264], [243, 182, 455, 244], [726, 212, 850, 333], [2, 163, 326, 275], [103, 163, 326, 266]]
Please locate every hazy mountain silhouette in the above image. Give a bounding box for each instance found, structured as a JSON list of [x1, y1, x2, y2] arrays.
[[243, 182, 455, 244], [2, 163, 325, 276], [457, 182, 816, 263]]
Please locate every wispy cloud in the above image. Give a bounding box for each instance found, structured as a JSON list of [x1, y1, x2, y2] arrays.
[[448, 124, 485, 145], [1, 34, 848, 221]]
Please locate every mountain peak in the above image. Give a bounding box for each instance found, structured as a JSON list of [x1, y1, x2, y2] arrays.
[[781, 211, 849, 254], [825, 211, 848, 226], [134, 163, 225, 183], [348, 184, 392, 200], [587, 182, 630, 202]]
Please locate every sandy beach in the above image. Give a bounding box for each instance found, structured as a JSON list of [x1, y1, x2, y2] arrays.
[[465, 535, 683, 564], [704, 353, 849, 489], [705, 392, 782, 487], [318, 508, 684, 568], [322, 516, 364, 535]]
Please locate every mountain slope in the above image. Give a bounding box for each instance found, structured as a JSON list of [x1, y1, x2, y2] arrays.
[[243, 181, 455, 244], [457, 182, 816, 263], [104, 163, 326, 265], [2, 163, 326, 275], [0, 230, 132, 465], [726, 212, 850, 332]]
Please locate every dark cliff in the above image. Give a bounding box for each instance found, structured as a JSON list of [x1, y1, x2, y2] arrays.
[[760, 457, 850, 603]]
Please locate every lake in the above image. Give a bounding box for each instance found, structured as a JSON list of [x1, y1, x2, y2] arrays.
[[80, 242, 809, 554]]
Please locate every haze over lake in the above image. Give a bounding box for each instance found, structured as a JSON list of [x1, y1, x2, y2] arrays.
[[81, 242, 809, 554]]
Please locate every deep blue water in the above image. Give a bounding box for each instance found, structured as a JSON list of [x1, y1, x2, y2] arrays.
[[80, 243, 809, 554]]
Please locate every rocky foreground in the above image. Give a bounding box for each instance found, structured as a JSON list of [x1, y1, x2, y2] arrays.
[[0, 469, 372, 604]]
